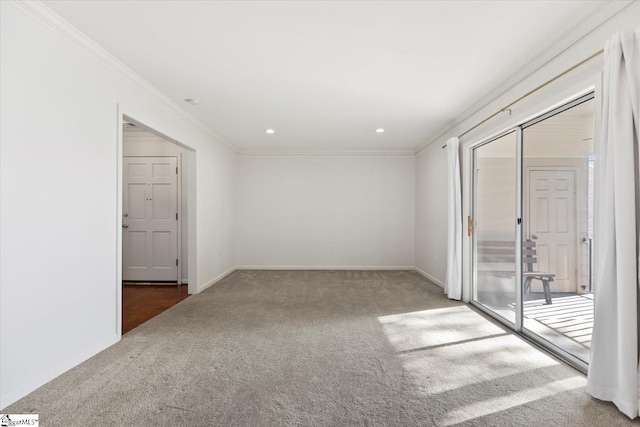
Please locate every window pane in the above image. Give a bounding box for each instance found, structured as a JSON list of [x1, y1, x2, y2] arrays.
[[473, 131, 517, 325], [522, 98, 594, 364]]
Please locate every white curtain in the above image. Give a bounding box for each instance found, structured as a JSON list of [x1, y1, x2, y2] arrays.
[[445, 136, 462, 300], [586, 28, 640, 419]]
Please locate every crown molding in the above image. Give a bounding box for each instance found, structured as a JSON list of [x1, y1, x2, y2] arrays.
[[237, 149, 416, 157], [6, 0, 238, 154], [415, 0, 634, 154]]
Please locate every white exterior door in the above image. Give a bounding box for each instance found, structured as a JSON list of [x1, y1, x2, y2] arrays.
[[527, 169, 577, 292], [123, 157, 178, 281]]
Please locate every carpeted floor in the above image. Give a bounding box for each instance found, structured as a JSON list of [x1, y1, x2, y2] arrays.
[[3, 270, 634, 426]]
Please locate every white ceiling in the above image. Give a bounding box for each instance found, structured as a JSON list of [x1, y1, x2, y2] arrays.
[[44, 1, 609, 153]]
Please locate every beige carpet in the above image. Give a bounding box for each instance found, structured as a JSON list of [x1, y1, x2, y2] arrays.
[[3, 270, 634, 426]]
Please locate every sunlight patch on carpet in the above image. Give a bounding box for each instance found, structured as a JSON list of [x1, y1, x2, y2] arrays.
[[378, 306, 561, 395], [438, 375, 586, 425]]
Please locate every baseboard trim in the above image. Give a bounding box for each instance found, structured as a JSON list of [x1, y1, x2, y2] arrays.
[[237, 150, 416, 157], [235, 265, 415, 271], [0, 334, 119, 410], [198, 266, 237, 293], [414, 267, 446, 289]]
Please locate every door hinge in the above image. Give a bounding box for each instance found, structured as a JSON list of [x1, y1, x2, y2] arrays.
[[467, 215, 473, 237], [176, 167, 178, 174], [176, 259, 179, 266], [176, 212, 178, 220]]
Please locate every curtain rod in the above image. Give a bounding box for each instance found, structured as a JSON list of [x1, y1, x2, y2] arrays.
[[442, 48, 604, 149]]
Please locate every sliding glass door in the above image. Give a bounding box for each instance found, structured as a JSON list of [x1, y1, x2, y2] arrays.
[[520, 96, 595, 365], [472, 131, 519, 326], [471, 94, 595, 370]]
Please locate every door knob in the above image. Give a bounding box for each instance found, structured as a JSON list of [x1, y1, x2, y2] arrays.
[[531, 235, 538, 240], [123, 212, 128, 218], [122, 224, 129, 229]]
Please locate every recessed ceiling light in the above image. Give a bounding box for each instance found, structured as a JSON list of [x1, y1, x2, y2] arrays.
[[265, 129, 275, 134], [376, 128, 385, 133], [184, 98, 200, 106]]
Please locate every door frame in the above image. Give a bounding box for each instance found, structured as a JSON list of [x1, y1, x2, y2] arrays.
[[123, 154, 182, 285], [523, 164, 581, 294], [116, 105, 198, 339]]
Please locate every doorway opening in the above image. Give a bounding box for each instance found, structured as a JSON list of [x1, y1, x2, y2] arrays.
[[120, 115, 194, 334], [471, 93, 595, 371]]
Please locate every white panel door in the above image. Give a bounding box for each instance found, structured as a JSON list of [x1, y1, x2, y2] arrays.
[[528, 169, 577, 292], [123, 157, 178, 281]]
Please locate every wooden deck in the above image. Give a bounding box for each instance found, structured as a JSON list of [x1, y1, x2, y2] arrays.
[[523, 293, 593, 359]]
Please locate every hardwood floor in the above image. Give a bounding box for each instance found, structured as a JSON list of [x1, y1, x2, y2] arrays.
[[122, 284, 189, 334]]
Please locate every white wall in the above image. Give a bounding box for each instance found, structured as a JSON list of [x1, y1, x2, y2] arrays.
[[0, 2, 236, 408], [123, 132, 190, 281], [415, 2, 640, 291], [236, 156, 415, 268], [415, 143, 447, 286]]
